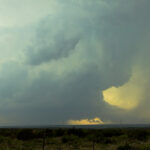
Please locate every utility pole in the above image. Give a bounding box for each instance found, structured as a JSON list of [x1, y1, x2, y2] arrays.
[[120, 118, 123, 129]]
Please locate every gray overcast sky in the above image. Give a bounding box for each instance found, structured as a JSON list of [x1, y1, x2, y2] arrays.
[[0, 0, 149, 125]]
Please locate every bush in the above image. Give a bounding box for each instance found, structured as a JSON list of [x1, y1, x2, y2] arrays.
[[17, 129, 35, 141], [67, 128, 86, 138], [61, 135, 79, 144], [117, 144, 132, 150], [127, 129, 149, 141], [54, 128, 66, 137], [101, 129, 123, 137]]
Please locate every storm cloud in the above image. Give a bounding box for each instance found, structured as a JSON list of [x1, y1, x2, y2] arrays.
[[0, 0, 149, 125]]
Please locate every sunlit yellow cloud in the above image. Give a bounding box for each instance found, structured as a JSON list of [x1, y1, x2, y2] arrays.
[[67, 117, 104, 125], [102, 70, 145, 110]]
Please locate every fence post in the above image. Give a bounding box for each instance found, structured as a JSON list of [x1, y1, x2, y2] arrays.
[[42, 129, 46, 150], [92, 141, 95, 150]]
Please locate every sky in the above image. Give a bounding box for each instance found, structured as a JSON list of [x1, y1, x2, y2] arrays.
[[0, 0, 149, 125]]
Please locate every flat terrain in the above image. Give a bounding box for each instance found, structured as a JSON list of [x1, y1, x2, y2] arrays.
[[0, 127, 149, 150]]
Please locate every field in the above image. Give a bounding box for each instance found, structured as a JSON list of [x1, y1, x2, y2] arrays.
[[0, 127, 150, 150]]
